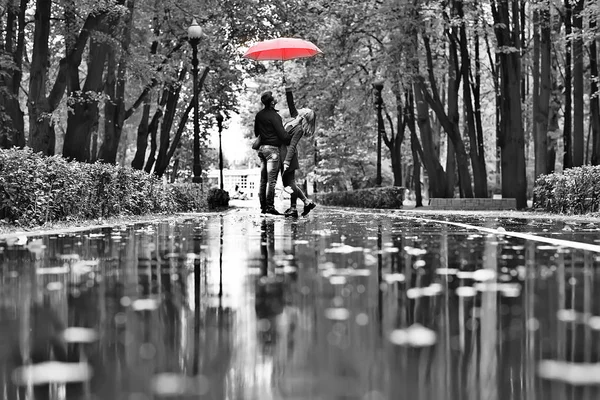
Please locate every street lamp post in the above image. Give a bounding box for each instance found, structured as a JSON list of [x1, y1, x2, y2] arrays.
[[372, 79, 384, 186], [188, 18, 203, 184], [216, 113, 224, 190]]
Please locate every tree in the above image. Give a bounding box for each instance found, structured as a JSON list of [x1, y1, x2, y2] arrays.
[[491, 0, 527, 209]]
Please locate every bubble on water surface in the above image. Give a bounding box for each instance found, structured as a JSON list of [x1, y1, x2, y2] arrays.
[[37, 266, 69, 275], [46, 281, 63, 291], [588, 316, 600, 330], [404, 247, 427, 256], [325, 244, 364, 254], [324, 308, 350, 321], [472, 269, 496, 281], [63, 327, 99, 343], [131, 298, 160, 311], [383, 273, 405, 284], [538, 360, 600, 385], [456, 286, 477, 297], [11, 361, 93, 385], [436, 268, 458, 275], [151, 373, 210, 396], [329, 276, 347, 285], [356, 313, 369, 326], [556, 309, 581, 323], [389, 324, 437, 347]]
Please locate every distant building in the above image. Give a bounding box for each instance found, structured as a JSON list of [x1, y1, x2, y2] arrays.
[[206, 168, 261, 198]]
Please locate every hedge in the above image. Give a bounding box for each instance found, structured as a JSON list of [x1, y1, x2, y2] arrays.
[[0, 147, 206, 226], [533, 165, 600, 214], [313, 186, 405, 209]]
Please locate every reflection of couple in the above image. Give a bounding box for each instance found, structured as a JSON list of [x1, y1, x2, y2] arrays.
[[254, 87, 317, 218]]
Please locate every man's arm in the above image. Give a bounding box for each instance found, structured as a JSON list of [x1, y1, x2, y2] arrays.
[[271, 113, 291, 144]]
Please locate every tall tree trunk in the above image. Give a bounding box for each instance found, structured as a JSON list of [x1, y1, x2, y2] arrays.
[[454, 0, 487, 197], [413, 84, 447, 198], [571, 0, 584, 166], [406, 91, 423, 207], [28, 0, 55, 155], [154, 68, 187, 175], [491, 0, 527, 209], [144, 108, 163, 173], [98, 0, 134, 164], [563, 0, 574, 168], [155, 67, 209, 177], [419, 35, 473, 198], [28, 0, 105, 156], [590, 17, 600, 165], [63, 34, 107, 161], [534, 7, 551, 178], [472, 17, 488, 197], [131, 95, 151, 169], [382, 83, 405, 187], [0, 0, 26, 148]]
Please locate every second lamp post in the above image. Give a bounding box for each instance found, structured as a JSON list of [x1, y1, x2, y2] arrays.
[[188, 19, 203, 183], [372, 79, 384, 186]]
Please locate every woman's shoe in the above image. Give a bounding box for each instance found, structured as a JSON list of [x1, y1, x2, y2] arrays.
[[301, 202, 316, 217]]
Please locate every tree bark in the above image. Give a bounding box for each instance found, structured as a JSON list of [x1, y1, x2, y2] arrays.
[[491, 0, 527, 209], [131, 96, 151, 169], [97, 0, 134, 164], [562, 0, 573, 169], [0, 0, 26, 148], [154, 68, 187, 176], [454, 0, 487, 197], [419, 35, 473, 198], [63, 31, 108, 161], [534, 7, 551, 178], [29, 0, 106, 156], [412, 83, 447, 198], [590, 17, 600, 165], [382, 83, 405, 187], [571, 0, 584, 166], [155, 67, 210, 177]]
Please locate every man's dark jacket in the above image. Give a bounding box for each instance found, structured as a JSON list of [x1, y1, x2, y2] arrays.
[[254, 108, 290, 147]]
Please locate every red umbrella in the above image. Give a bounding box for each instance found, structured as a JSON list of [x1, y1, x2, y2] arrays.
[[243, 38, 322, 85], [243, 38, 322, 61]]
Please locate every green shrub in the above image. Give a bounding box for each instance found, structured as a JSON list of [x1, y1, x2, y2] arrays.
[[314, 186, 405, 209], [171, 183, 206, 211], [533, 166, 600, 214], [206, 188, 230, 209], [0, 147, 208, 226]]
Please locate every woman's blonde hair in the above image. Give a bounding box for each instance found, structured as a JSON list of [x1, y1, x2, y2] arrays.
[[298, 108, 316, 137]]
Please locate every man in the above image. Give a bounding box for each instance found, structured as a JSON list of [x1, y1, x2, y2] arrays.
[[254, 91, 290, 215]]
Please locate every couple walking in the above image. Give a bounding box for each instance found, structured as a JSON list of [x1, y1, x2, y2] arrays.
[[254, 87, 317, 218]]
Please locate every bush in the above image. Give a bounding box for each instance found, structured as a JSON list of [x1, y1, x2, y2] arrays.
[[0, 147, 207, 226], [314, 186, 405, 209], [206, 188, 230, 209], [533, 166, 600, 214]]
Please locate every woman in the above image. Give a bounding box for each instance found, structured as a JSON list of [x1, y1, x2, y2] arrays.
[[280, 87, 317, 218]]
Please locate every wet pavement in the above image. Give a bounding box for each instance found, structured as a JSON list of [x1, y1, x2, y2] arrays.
[[1, 204, 600, 399]]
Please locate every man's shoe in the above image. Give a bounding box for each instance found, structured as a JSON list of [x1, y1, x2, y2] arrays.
[[264, 207, 282, 216], [301, 202, 316, 217], [284, 208, 298, 218]]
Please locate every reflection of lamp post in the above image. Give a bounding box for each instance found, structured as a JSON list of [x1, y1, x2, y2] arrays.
[[188, 18, 203, 183], [216, 113, 224, 190], [372, 79, 384, 186]]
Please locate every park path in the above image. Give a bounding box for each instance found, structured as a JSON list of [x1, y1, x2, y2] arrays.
[[0, 202, 599, 399]]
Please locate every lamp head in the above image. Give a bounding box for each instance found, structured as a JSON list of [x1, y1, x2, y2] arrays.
[[188, 18, 203, 40]]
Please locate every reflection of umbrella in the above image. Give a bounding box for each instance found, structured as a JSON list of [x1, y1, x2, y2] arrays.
[[243, 38, 322, 61], [243, 38, 323, 84]]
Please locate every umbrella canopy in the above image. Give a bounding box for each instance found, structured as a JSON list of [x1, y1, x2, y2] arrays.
[[243, 38, 322, 61]]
